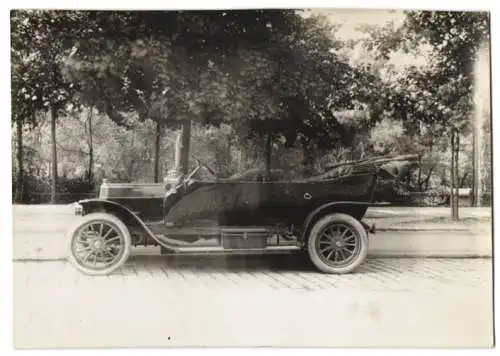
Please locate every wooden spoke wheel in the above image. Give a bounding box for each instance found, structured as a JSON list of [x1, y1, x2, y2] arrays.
[[68, 213, 131, 276], [307, 213, 368, 274]]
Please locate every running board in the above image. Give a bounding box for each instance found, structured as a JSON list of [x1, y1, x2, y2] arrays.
[[145, 223, 300, 253], [166, 245, 301, 255], [150, 224, 275, 237]]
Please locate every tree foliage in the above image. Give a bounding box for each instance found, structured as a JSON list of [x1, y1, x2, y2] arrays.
[[351, 10, 490, 199], [11, 9, 491, 205], [62, 11, 375, 147]]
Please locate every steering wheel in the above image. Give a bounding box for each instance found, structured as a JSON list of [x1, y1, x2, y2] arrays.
[[200, 161, 217, 178], [184, 163, 201, 182], [192, 157, 217, 177], [182, 157, 217, 184]]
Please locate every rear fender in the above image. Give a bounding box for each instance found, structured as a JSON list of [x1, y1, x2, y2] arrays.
[[300, 201, 389, 243]]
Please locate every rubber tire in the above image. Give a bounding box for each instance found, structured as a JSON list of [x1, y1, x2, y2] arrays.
[[307, 213, 368, 274], [68, 212, 132, 276]]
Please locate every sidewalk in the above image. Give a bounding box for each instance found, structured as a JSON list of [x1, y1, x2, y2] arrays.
[[12, 205, 493, 260]]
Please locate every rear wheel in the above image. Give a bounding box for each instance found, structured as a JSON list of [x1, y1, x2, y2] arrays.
[[307, 213, 368, 274], [68, 213, 131, 276]]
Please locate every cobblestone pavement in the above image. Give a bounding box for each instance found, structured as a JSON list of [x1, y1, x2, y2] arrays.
[[14, 256, 493, 348]]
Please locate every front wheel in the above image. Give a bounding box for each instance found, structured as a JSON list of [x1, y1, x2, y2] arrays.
[[307, 213, 368, 274], [68, 213, 131, 276]]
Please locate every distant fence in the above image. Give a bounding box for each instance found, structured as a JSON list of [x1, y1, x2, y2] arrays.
[[370, 179, 491, 207], [403, 191, 490, 208]]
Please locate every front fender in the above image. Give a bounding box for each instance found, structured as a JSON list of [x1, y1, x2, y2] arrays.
[[75, 199, 165, 246], [75, 199, 146, 232]]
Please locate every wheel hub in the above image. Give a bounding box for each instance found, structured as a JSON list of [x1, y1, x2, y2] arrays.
[[316, 223, 360, 265], [93, 239, 103, 249]]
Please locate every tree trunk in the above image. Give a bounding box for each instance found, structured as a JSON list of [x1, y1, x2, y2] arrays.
[[451, 129, 459, 219], [226, 136, 232, 175], [472, 125, 480, 206], [450, 139, 455, 214], [423, 165, 435, 191], [459, 172, 469, 188], [471, 129, 476, 206], [87, 106, 94, 185], [264, 133, 272, 181], [50, 106, 58, 204], [179, 119, 191, 175], [174, 131, 182, 171], [154, 120, 162, 183], [417, 167, 423, 191], [15, 116, 24, 203]]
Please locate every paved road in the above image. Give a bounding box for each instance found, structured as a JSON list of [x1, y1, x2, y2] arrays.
[[14, 256, 493, 348], [12, 205, 494, 347]]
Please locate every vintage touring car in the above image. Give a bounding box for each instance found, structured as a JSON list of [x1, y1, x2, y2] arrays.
[[67, 154, 418, 275]]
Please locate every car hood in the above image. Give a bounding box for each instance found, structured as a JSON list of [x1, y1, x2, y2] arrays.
[[99, 181, 166, 200]]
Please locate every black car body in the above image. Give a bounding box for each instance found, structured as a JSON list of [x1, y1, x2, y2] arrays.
[[68, 154, 419, 275]]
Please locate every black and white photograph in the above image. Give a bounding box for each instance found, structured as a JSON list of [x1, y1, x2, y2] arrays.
[[9, 2, 494, 350]]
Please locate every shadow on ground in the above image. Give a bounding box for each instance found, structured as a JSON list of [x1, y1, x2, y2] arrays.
[[120, 253, 393, 275], [126, 253, 316, 272]]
